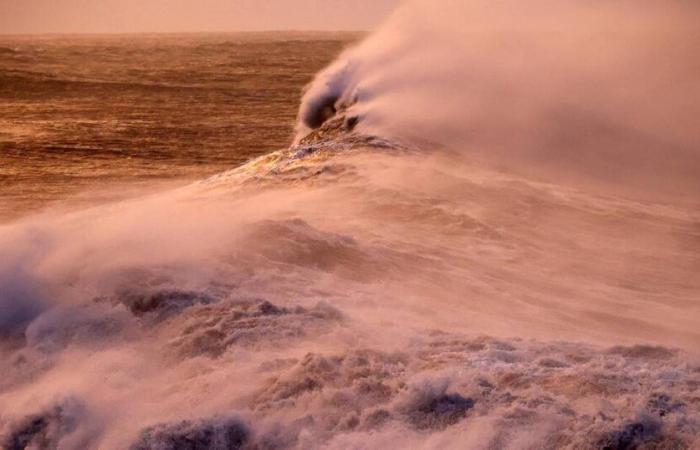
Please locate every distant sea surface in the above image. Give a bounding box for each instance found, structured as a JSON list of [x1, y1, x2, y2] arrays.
[[0, 32, 357, 220]]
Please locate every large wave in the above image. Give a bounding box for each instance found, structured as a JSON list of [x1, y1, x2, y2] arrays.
[[1, 1, 699, 448], [299, 0, 700, 199]]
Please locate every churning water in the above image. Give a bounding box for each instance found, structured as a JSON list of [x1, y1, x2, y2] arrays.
[[1, 2, 699, 448]]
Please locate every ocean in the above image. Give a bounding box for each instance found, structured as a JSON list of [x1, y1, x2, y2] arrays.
[[1, 4, 699, 448], [0, 32, 358, 220]]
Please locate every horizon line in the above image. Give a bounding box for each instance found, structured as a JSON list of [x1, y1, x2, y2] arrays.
[[0, 29, 369, 38]]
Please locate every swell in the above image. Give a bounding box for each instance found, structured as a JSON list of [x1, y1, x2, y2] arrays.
[[0, 71, 220, 94]]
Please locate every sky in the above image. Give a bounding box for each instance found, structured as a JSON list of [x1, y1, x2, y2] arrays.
[[0, 0, 402, 34]]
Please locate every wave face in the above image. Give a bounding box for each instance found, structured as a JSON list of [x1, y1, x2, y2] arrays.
[[1, 2, 700, 449]]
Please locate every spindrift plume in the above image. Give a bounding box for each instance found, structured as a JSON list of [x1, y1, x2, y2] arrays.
[[1, 1, 699, 448], [299, 0, 700, 198]]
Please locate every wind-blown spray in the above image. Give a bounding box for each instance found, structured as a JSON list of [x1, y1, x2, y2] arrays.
[[1, 1, 699, 448]]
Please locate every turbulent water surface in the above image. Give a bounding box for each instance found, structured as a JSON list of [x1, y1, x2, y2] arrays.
[[0, 32, 357, 220], [1, 2, 700, 449]]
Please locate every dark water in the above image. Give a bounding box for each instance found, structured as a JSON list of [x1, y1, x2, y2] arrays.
[[0, 32, 358, 220]]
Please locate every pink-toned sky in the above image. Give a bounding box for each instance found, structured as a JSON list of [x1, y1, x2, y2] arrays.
[[1, 0, 401, 34]]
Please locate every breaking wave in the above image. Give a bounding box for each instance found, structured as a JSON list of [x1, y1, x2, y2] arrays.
[[1, 1, 699, 448]]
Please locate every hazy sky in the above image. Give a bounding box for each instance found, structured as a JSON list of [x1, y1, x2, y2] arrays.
[[1, 0, 402, 34]]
